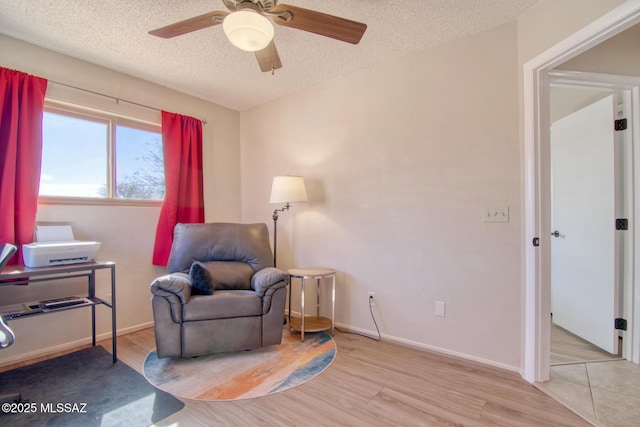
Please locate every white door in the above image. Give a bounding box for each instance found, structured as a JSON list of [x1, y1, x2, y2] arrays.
[[550, 94, 620, 355]]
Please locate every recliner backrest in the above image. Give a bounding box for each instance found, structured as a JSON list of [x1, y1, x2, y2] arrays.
[[196, 260, 254, 290], [166, 222, 274, 274]]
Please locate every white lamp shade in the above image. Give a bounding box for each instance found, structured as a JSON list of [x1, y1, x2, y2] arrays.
[[223, 10, 274, 52], [270, 176, 308, 204]]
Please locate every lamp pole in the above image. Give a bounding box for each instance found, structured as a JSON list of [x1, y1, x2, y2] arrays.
[[272, 203, 290, 267]]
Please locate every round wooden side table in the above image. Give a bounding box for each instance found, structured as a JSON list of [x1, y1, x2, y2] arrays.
[[287, 268, 336, 342]]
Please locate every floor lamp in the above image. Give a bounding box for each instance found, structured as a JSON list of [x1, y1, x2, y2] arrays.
[[270, 176, 308, 267]]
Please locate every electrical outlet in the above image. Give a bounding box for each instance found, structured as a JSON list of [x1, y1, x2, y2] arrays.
[[368, 292, 376, 307], [435, 301, 445, 317]]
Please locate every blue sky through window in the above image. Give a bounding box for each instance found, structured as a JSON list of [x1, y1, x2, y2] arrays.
[[40, 112, 107, 197]]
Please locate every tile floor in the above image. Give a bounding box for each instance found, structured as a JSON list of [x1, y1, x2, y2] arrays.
[[537, 360, 640, 427], [536, 325, 640, 426]]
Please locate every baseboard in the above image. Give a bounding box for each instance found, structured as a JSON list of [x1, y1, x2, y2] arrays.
[[285, 308, 520, 374], [334, 321, 520, 374], [0, 321, 154, 368], [111, 321, 155, 337]]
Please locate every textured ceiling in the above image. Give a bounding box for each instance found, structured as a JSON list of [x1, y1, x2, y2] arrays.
[[0, 0, 538, 111]]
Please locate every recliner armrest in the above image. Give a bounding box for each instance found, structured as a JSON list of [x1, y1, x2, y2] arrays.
[[251, 267, 289, 296], [150, 272, 193, 303]]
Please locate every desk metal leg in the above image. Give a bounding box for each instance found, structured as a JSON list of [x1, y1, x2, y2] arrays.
[[89, 270, 96, 347], [111, 265, 117, 363]]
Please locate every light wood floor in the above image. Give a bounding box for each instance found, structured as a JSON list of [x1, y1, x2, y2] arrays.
[[551, 323, 621, 365], [2, 328, 591, 426]]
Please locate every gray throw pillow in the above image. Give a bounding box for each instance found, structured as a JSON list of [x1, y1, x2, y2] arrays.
[[189, 262, 215, 295]]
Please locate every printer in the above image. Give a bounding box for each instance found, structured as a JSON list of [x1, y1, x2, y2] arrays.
[[21, 225, 101, 268]]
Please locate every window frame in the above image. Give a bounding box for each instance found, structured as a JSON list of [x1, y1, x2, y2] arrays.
[[39, 100, 163, 207]]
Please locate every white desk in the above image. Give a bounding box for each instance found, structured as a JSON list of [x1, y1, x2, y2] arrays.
[[287, 268, 336, 342]]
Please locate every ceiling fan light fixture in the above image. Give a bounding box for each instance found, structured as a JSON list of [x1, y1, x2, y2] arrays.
[[223, 10, 274, 52]]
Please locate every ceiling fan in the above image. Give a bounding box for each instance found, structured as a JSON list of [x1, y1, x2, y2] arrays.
[[148, 0, 367, 73]]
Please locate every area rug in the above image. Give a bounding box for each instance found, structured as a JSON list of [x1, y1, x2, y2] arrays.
[[0, 346, 184, 427], [143, 331, 336, 401]]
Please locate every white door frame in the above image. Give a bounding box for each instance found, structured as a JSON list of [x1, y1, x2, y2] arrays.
[[523, 1, 640, 383]]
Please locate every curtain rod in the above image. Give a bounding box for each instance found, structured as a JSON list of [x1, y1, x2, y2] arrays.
[[48, 79, 208, 125]]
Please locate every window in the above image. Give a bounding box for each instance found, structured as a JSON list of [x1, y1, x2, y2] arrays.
[[40, 104, 164, 202]]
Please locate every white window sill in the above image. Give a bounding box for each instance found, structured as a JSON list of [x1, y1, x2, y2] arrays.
[[38, 196, 163, 207]]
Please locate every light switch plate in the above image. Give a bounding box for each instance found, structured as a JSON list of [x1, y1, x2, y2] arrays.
[[483, 206, 509, 223]]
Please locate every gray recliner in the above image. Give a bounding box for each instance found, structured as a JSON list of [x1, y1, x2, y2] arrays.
[[150, 222, 288, 358]]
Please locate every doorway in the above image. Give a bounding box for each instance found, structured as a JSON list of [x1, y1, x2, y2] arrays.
[[523, 7, 640, 423], [523, 4, 640, 385]]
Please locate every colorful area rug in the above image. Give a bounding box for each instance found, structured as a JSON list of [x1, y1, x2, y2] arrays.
[[143, 331, 336, 401]]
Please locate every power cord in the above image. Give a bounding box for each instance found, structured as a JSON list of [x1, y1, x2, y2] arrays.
[[336, 296, 381, 341]]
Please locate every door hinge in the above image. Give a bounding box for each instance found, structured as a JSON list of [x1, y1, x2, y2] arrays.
[[616, 218, 629, 231], [615, 118, 628, 131], [532, 237, 540, 247], [615, 318, 628, 331]]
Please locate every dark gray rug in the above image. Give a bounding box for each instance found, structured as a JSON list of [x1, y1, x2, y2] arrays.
[[0, 346, 184, 427]]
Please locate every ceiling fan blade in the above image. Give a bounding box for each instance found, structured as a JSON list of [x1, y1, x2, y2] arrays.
[[255, 40, 283, 73], [272, 4, 367, 44], [149, 11, 228, 38]]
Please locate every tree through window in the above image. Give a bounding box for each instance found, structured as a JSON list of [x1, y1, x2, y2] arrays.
[[40, 106, 164, 201]]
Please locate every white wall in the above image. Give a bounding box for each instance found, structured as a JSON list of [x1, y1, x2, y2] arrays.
[[516, 0, 628, 67], [557, 22, 640, 76], [550, 87, 611, 123], [0, 35, 241, 363], [241, 23, 522, 369]]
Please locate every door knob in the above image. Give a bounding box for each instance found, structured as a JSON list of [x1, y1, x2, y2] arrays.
[[551, 230, 560, 237]]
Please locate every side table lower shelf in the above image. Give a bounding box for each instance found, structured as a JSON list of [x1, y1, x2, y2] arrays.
[[289, 316, 333, 333]]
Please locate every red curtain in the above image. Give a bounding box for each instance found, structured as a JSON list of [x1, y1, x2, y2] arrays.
[[0, 67, 48, 265], [152, 111, 204, 266]]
